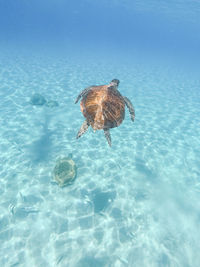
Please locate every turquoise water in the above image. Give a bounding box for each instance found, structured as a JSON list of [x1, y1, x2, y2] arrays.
[[0, 49, 200, 266], [1, 1, 200, 266]]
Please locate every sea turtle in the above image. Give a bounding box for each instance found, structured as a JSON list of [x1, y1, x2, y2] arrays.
[[30, 93, 47, 106], [75, 79, 135, 146], [53, 154, 77, 187]]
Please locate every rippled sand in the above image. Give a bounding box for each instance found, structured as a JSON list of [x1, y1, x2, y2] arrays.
[[0, 50, 200, 266]]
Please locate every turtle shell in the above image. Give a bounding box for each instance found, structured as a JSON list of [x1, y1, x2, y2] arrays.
[[80, 85, 125, 130], [53, 156, 77, 187], [30, 93, 47, 106]]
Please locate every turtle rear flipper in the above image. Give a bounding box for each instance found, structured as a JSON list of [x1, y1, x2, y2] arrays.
[[104, 129, 111, 147], [76, 120, 90, 139]]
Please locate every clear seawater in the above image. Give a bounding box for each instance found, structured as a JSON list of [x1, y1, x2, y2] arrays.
[[0, 1, 200, 267]]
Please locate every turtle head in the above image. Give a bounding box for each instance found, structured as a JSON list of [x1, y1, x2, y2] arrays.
[[110, 79, 120, 87]]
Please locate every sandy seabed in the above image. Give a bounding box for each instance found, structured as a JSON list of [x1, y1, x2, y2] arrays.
[[0, 50, 200, 267]]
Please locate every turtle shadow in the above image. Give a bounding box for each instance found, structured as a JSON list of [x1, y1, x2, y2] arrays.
[[29, 116, 53, 164], [30, 129, 53, 163]]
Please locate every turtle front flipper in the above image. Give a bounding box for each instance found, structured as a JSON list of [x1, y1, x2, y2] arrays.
[[75, 86, 95, 104], [104, 129, 111, 147], [123, 96, 135, 122], [76, 120, 90, 139]]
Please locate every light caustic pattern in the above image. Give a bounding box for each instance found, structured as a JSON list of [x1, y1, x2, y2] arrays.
[[0, 52, 200, 266]]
